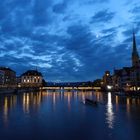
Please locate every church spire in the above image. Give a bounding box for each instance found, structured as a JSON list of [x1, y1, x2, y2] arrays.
[[133, 31, 138, 54], [132, 31, 139, 67]]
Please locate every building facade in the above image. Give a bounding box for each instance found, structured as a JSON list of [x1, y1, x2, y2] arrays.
[[0, 67, 16, 87], [102, 71, 112, 90], [0, 70, 5, 85], [112, 32, 140, 91], [112, 67, 132, 91], [20, 70, 43, 87]]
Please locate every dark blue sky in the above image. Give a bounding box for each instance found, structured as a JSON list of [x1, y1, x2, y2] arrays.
[[0, 0, 140, 82]]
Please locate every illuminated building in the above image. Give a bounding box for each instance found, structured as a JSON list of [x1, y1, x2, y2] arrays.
[[112, 67, 132, 91], [130, 32, 140, 90], [21, 70, 43, 87], [112, 32, 140, 91], [102, 71, 112, 90]]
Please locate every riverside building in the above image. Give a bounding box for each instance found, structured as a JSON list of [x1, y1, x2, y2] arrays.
[[0, 67, 16, 87], [111, 32, 140, 91], [20, 70, 43, 87]]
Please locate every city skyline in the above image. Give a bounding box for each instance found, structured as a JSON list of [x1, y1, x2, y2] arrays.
[[0, 0, 140, 82]]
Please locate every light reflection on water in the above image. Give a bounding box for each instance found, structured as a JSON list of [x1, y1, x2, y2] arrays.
[[3, 97, 8, 126], [106, 92, 114, 129], [23, 93, 30, 114], [126, 97, 130, 115], [0, 91, 140, 140]]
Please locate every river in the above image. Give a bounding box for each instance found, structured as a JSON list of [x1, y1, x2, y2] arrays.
[[0, 91, 140, 140]]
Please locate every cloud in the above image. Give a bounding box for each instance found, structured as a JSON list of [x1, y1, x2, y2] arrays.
[[0, 0, 139, 81], [85, 0, 109, 4], [33, 0, 53, 26], [0, 0, 54, 36], [130, 6, 140, 14], [101, 27, 117, 34], [128, 4, 140, 27], [90, 9, 115, 24], [62, 24, 129, 80], [52, 0, 68, 14]]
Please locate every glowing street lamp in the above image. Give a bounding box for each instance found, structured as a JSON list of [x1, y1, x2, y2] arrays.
[[107, 85, 113, 90]]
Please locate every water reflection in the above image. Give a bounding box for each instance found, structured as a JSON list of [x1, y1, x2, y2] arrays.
[[106, 92, 114, 129], [3, 97, 8, 126], [126, 97, 130, 115], [1, 90, 140, 130], [23, 93, 30, 114], [67, 92, 71, 110], [53, 92, 56, 106], [81, 91, 85, 101], [73, 91, 77, 102], [115, 95, 119, 105]]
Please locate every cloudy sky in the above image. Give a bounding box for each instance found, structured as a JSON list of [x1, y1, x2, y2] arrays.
[[0, 0, 140, 82]]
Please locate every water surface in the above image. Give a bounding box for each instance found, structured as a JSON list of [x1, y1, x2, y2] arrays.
[[0, 91, 140, 140]]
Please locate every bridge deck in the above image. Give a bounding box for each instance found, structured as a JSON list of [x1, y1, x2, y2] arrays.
[[41, 87, 101, 90]]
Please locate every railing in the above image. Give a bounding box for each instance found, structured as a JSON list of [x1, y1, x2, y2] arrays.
[[41, 86, 101, 90]]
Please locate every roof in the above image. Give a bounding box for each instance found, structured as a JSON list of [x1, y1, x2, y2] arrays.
[[114, 67, 132, 77], [114, 69, 122, 76], [21, 70, 42, 77], [123, 67, 132, 74], [0, 67, 15, 73]]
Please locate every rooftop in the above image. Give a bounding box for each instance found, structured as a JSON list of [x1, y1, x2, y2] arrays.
[[21, 70, 42, 77], [0, 67, 15, 73]]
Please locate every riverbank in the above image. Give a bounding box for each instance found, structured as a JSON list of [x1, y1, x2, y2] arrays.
[[0, 87, 42, 94], [114, 91, 140, 97], [0, 87, 140, 98]]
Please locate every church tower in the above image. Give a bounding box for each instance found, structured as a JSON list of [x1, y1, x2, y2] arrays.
[[132, 32, 139, 67]]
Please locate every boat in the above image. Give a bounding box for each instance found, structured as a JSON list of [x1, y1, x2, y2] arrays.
[[85, 98, 98, 106]]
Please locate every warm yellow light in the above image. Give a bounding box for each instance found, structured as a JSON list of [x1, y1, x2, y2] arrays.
[[116, 96, 118, 104], [106, 73, 109, 76], [107, 85, 112, 90], [18, 84, 21, 87], [126, 83, 130, 86]]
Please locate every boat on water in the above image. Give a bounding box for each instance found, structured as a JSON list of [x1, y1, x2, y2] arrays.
[[85, 98, 98, 106]]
